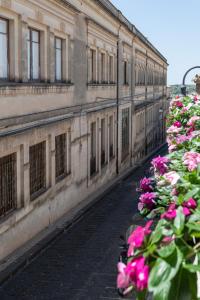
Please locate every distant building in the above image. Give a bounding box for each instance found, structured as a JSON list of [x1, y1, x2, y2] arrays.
[[0, 0, 168, 260]]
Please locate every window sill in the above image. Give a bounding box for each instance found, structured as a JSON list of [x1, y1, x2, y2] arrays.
[[0, 81, 73, 87], [87, 83, 116, 87]]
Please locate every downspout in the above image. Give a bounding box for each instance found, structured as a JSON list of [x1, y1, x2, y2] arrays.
[[116, 22, 121, 175]]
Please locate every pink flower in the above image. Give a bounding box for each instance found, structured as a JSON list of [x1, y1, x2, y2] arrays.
[[117, 262, 130, 289], [194, 95, 198, 102], [161, 203, 177, 219], [139, 177, 153, 192], [175, 135, 189, 144], [187, 116, 200, 127], [164, 171, 180, 186], [183, 152, 200, 171], [182, 198, 197, 209], [151, 156, 169, 175], [169, 144, 177, 153], [127, 221, 153, 256], [162, 236, 173, 244], [139, 192, 156, 209], [173, 121, 182, 127], [171, 188, 179, 196], [167, 125, 182, 134]]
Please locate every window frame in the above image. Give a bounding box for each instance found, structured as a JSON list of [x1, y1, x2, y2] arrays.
[[55, 37, 63, 82], [27, 27, 41, 81], [0, 17, 9, 81]]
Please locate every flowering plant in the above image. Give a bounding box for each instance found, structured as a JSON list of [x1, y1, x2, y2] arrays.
[[117, 95, 200, 299]]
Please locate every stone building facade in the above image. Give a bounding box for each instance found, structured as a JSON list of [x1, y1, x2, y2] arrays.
[[0, 0, 168, 261]]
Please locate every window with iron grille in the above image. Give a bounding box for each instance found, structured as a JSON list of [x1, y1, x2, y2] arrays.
[[0, 18, 9, 80], [55, 133, 66, 181], [101, 118, 106, 166], [27, 28, 40, 80], [30, 141, 46, 200], [121, 108, 130, 161], [90, 122, 96, 176], [109, 115, 114, 159], [0, 153, 17, 217]]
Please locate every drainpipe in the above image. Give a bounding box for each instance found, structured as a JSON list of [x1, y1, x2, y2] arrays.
[[116, 23, 121, 175]]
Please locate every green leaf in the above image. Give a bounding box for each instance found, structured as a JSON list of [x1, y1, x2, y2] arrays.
[[156, 241, 176, 258], [168, 267, 197, 300], [149, 247, 183, 292], [174, 206, 185, 235], [183, 188, 200, 201], [153, 281, 171, 300], [183, 262, 200, 273], [136, 290, 147, 300]]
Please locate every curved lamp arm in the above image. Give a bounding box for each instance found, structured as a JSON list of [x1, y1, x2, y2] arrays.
[[181, 66, 200, 95]]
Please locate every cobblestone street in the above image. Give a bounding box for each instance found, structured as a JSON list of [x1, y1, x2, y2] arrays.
[[0, 151, 165, 300]]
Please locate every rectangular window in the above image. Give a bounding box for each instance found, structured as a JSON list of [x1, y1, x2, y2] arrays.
[[101, 52, 106, 83], [27, 28, 40, 80], [0, 18, 8, 79], [121, 108, 130, 161], [124, 61, 128, 85], [109, 55, 114, 83], [90, 49, 96, 83], [30, 142, 46, 200], [101, 119, 106, 166], [55, 37, 62, 81], [109, 115, 114, 159], [90, 122, 96, 176], [55, 133, 66, 181], [0, 153, 17, 217]]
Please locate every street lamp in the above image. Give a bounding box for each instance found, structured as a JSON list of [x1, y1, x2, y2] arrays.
[[181, 66, 200, 96]]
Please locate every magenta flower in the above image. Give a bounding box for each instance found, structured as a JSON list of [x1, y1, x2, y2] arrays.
[[173, 121, 182, 127], [151, 156, 169, 175], [136, 265, 149, 291], [182, 198, 197, 210], [161, 203, 177, 220], [182, 207, 191, 216], [139, 192, 156, 209], [139, 177, 153, 192], [126, 257, 149, 291], [175, 101, 183, 108], [127, 221, 153, 256]]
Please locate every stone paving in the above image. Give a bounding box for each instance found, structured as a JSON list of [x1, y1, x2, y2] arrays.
[[0, 152, 164, 300]]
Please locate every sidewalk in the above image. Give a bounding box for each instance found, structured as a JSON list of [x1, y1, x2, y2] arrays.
[[0, 148, 166, 300]]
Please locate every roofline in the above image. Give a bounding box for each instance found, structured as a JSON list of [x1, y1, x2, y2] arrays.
[[96, 0, 168, 64]]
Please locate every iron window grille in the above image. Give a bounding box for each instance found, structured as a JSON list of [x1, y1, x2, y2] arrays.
[[121, 108, 130, 161], [0, 153, 17, 218], [55, 133, 67, 181], [30, 141, 46, 200], [109, 116, 114, 159], [90, 122, 97, 176], [101, 118, 106, 166]]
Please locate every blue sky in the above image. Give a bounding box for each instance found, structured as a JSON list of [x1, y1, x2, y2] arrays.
[[111, 0, 200, 85]]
